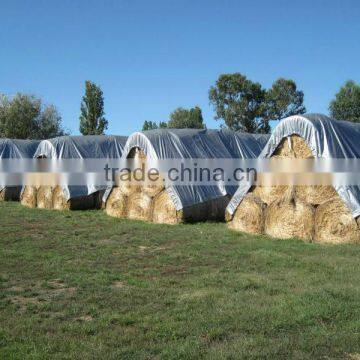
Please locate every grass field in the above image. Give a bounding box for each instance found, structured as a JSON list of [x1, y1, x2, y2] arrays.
[[0, 202, 360, 359]]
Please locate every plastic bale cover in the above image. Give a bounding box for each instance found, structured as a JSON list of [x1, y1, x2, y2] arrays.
[[0, 138, 40, 192], [119, 128, 269, 211], [226, 113, 360, 218], [34, 135, 127, 201]]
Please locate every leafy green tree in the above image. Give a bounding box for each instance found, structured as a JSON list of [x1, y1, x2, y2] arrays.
[[329, 80, 360, 122], [209, 73, 267, 133], [209, 73, 306, 133], [142, 121, 167, 131], [168, 106, 205, 129], [142, 121, 158, 131], [0, 93, 66, 139], [79, 81, 108, 135], [36, 105, 65, 139], [264, 78, 306, 122]]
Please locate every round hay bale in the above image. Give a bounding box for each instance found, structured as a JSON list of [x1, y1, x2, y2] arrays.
[[315, 196, 360, 244], [252, 185, 292, 205], [228, 194, 266, 235], [152, 190, 182, 224], [251, 135, 313, 205], [20, 186, 38, 208], [133, 147, 147, 165], [117, 172, 142, 196], [142, 171, 165, 198], [37, 186, 53, 209], [265, 197, 315, 240], [52, 186, 70, 210], [273, 135, 313, 158], [143, 183, 164, 197], [127, 192, 153, 221], [105, 187, 127, 218], [295, 185, 337, 205]]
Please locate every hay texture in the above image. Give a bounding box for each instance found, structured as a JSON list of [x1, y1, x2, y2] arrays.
[[52, 186, 71, 210], [264, 196, 315, 240], [117, 171, 141, 196], [315, 196, 360, 244], [252, 185, 292, 205], [52, 186, 97, 211], [127, 192, 153, 221], [295, 185, 337, 205], [37, 186, 54, 209], [108, 147, 169, 222], [20, 186, 38, 208], [253, 135, 311, 204], [152, 190, 182, 224], [228, 194, 265, 234], [273, 135, 313, 158], [228, 134, 351, 244], [105, 187, 128, 218]]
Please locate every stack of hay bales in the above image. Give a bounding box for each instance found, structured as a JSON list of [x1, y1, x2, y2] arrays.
[[0, 139, 39, 204], [226, 114, 360, 244], [21, 135, 127, 210], [105, 129, 269, 224]]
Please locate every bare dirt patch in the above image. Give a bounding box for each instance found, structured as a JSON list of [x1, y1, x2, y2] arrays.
[[6, 279, 77, 311], [112, 281, 128, 289], [76, 315, 93, 322]]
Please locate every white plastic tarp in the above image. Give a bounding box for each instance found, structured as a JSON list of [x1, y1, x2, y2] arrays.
[[34, 135, 127, 200], [121, 128, 269, 210], [226, 114, 360, 218], [0, 138, 40, 191]]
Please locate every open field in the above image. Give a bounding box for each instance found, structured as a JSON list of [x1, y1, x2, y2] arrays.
[[1, 202, 360, 359]]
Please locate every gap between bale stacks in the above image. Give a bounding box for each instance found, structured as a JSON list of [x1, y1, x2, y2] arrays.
[[228, 134, 360, 243], [0, 187, 21, 201]]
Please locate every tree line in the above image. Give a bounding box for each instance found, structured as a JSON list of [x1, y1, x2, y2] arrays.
[[0, 76, 359, 139]]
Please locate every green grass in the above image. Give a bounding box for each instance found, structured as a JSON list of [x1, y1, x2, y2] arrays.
[[0, 202, 360, 359]]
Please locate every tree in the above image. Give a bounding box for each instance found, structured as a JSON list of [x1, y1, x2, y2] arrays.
[[142, 121, 168, 131], [264, 78, 306, 122], [0, 93, 66, 139], [168, 106, 205, 129], [36, 105, 65, 139], [79, 81, 108, 135], [209, 73, 267, 133], [142, 121, 158, 131], [329, 80, 360, 122], [209, 73, 306, 133]]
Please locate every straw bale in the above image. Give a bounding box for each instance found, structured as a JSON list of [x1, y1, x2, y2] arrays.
[[227, 194, 266, 234], [315, 196, 360, 244]]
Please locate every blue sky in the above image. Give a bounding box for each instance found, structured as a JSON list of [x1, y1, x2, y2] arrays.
[[1, 0, 359, 135]]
